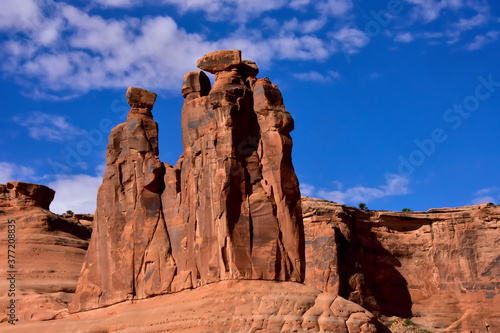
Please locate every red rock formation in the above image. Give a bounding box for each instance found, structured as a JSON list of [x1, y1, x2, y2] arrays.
[[69, 87, 176, 312], [0, 182, 55, 210], [302, 197, 500, 332], [70, 50, 305, 312], [0, 182, 90, 322], [4, 281, 389, 332]]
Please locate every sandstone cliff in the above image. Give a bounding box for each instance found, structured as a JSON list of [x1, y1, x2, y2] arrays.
[[0, 182, 90, 322], [302, 196, 500, 332]]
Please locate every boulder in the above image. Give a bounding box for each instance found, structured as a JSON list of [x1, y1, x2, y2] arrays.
[[181, 70, 211, 98], [196, 49, 242, 74], [126, 86, 157, 109]]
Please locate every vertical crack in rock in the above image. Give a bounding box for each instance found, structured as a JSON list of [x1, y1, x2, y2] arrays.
[[70, 50, 305, 312]]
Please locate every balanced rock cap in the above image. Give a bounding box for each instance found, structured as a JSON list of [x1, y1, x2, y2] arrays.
[[182, 71, 211, 98], [196, 50, 242, 74], [240, 59, 259, 78], [126, 87, 157, 109]]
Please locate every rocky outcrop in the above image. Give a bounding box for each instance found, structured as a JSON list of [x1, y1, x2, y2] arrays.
[[0, 183, 90, 323], [4, 281, 389, 333], [69, 86, 176, 312], [70, 51, 305, 312], [0, 182, 55, 210], [302, 197, 500, 332]]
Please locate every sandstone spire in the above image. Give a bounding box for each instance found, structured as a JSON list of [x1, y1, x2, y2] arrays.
[[70, 50, 305, 312], [70, 87, 176, 312]]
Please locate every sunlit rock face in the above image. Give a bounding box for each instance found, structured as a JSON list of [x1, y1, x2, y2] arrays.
[[70, 50, 305, 312], [302, 197, 500, 332]]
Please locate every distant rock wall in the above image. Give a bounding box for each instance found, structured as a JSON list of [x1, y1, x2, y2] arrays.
[[0, 182, 54, 210], [70, 50, 305, 312], [0, 182, 90, 322], [302, 197, 500, 332]]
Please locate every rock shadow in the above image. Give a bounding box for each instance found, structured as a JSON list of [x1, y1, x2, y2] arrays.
[[335, 210, 413, 318]]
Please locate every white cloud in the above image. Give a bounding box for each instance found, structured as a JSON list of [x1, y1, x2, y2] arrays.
[[405, 0, 464, 23], [48, 174, 102, 214], [293, 70, 340, 82], [476, 187, 498, 195], [0, 1, 495, 98], [466, 30, 500, 51], [317, 174, 409, 204], [395, 32, 415, 43], [0, 162, 35, 184], [330, 27, 370, 54], [471, 196, 495, 205], [404, 0, 491, 45], [284, 17, 328, 33], [289, 0, 311, 10], [453, 13, 489, 32], [471, 187, 499, 205], [317, 0, 353, 18], [0, 0, 40, 30], [93, 0, 140, 7], [13, 111, 82, 141], [300, 183, 315, 196], [1, 2, 341, 97], [158, 0, 289, 23]]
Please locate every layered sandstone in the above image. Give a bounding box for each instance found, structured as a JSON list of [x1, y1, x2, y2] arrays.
[[0, 182, 90, 323], [70, 50, 305, 312], [0, 182, 54, 210], [4, 280, 388, 333], [302, 197, 500, 332]]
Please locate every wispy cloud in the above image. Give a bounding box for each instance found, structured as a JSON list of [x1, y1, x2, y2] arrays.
[[471, 187, 498, 205], [300, 183, 316, 196], [48, 174, 102, 214], [316, 0, 353, 18], [0, 1, 496, 99], [329, 27, 370, 54], [1, 2, 342, 97], [452, 13, 489, 32], [403, 0, 491, 45], [92, 0, 140, 8], [13, 111, 82, 141], [405, 0, 465, 23], [317, 174, 410, 204], [466, 30, 500, 51], [283, 17, 328, 33], [394, 32, 414, 43], [0, 162, 35, 184], [293, 70, 340, 83]]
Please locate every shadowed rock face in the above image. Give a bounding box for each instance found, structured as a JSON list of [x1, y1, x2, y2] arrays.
[[302, 197, 500, 332], [70, 51, 305, 312]]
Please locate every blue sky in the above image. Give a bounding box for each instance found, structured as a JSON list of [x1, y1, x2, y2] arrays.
[[0, 0, 499, 214]]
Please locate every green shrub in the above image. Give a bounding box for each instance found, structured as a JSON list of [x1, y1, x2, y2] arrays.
[[358, 203, 368, 211], [66, 210, 74, 215], [402, 208, 413, 212], [403, 318, 416, 326]]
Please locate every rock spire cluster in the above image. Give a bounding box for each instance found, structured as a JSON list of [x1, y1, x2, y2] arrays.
[[70, 50, 305, 312]]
